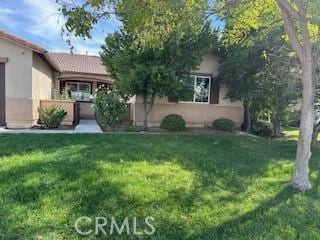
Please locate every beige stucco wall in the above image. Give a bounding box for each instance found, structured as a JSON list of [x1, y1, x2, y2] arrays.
[[40, 100, 75, 126], [131, 54, 244, 127], [193, 54, 220, 75], [0, 38, 35, 128], [79, 102, 95, 118], [32, 53, 53, 120], [132, 94, 244, 127], [0, 38, 54, 128]]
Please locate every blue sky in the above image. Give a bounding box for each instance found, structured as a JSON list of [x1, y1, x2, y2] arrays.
[[0, 0, 121, 55], [0, 1, 223, 55]]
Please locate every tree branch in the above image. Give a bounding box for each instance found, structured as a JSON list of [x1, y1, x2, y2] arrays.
[[277, 0, 304, 62], [277, 0, 300, 19]]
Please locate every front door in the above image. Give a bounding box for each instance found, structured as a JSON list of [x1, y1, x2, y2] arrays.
[[0, 63, 5, 126]]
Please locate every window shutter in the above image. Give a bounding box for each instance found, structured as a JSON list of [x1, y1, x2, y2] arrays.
[[168, 96, 178, 103], [210, 79, 220, 104]]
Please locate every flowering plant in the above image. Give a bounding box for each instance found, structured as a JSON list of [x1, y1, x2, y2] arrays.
[[92, 87, 127, 129]]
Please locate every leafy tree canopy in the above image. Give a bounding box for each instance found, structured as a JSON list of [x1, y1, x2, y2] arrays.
[[58, 0, 209, 47], [100, 23, 215, 128], [215, 0, 319, 46], [101, 24, 214, 97]]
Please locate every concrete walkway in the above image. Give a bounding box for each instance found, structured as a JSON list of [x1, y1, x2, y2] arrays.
[[74, 119, 103, 133], [0, 119, 102, 134]]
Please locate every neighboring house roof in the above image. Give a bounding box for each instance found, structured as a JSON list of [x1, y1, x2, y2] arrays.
[[47, 53, 108, 76], [0, 30, 46, 54]]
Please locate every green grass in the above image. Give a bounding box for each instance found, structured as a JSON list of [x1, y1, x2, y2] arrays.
[[284, 127, 320, 141], [0, 133, 320, 239], [283, 127, 301, 141]]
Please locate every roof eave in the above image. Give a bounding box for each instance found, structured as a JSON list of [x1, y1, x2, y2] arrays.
[[60, 71, 110, 76]]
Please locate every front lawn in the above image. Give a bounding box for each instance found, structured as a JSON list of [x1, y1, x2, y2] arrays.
[[284, 127, 320, 142], [0, 134, 320, 239]]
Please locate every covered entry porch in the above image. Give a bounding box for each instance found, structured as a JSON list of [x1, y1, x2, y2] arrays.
[[47, 52, 112, 119], [54, 74, 112, 119]]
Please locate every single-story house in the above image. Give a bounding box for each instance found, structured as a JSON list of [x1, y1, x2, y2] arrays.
[[0, 30, 244, 128]]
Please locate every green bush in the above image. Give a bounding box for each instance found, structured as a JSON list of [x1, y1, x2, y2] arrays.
[[212, 118, 237, 132], [160, 114, 186, 131], [92, 89, 127, 129], [38, 105, 68, 129], [251, 122, 274, 138]]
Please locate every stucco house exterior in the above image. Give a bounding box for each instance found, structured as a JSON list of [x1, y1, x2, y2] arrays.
[[0, 30, 111, 128], [0, 30, 243, 129]]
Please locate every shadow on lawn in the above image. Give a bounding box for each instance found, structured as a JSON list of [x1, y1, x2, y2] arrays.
[[0, 133, 319, 239], [190, 173, 320, 240], [0, 133, 296, 195]]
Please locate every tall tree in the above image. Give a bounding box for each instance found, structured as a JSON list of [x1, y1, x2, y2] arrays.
[[276, 0, 317, 191], [256, 44, 301, 136], [101, 27, 213, 129], [217, 44, 264, 132], [218, 27, 301, 134], [216, 0, 319, 191]]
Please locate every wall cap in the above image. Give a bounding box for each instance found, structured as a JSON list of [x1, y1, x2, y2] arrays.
[[0, 57, 8, 63]]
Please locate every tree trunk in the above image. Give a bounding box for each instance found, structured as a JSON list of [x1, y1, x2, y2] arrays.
[[243, 101, 251, 132], [276, 0, 315, 191], [291, 60, 314, 191], [271, 110, 281, 137], [143, 96, 148, 130], [246, 107, 251, 132], [142, 95, 155, 131]]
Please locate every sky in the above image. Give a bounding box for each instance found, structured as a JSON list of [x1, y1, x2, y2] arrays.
[[0, 0, 121, 55], [0, 0, 223, 56]]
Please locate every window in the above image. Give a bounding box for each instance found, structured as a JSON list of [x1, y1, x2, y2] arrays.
[[66, 82, 91, 101], [180, 76, 211, 103]]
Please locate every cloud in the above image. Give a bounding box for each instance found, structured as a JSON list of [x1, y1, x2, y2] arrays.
[[0, 7, 16, 29], [23, 0, 65, 37], [20, 0, 120, 55], [0, 8, 14, 14], [0, 0, 120, 55]]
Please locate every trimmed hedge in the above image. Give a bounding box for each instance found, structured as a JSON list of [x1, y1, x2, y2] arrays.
[[160, 114, 186, 131], [212, 118, 237, 132]]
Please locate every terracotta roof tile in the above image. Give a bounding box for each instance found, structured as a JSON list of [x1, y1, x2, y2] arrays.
[[47, 52, 108, 76], [0, 30, 108, 76], [0, 30, 46, 53]]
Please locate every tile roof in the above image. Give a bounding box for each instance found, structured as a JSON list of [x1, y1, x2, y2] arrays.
[[0, 30, 46, 53], [0, 29, 108, 76], [47, 52, 108, 76]]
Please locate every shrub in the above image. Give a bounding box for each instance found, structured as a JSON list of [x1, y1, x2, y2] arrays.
[[251, 122, 273, 138], [92, 89, 127, 129], [38, 105, 68, 129], [212, 118, 237, 132], [160, 114, 186, 131]]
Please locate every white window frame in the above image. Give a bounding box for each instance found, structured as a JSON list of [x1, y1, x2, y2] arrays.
[[179, 75, 211, 104], [66, 81, 92, 102]]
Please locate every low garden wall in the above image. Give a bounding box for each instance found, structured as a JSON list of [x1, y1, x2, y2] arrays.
[[40, 100, 76, 126]]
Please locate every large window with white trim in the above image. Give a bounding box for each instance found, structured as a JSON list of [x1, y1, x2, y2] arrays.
[[66, 82, 91, 101], [180, 75, 211, 103]]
